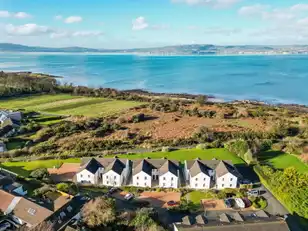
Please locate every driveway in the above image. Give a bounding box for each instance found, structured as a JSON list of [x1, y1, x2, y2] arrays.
[[259, 185, 288, 216], [139, 191, 181, 208]]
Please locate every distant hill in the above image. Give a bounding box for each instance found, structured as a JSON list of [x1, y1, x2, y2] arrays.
[[0, 43, 307, 55]]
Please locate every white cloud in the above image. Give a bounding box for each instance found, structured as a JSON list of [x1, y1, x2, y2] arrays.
[[290, 4, 308, 12], [14, 12, 31, 19], [0, 11, 10, 18], [151, 24, 170, 30], [238, 4, 269, 16], [54, 15, 63, 20], [5, 24, 52, 36], [298, 17, 308, 26], [64, 16, 83, 24], [72, 31, 103, 37], [0, 10, 31, 18], [132, 17, 149, 30], [171, 0, 241, 8]]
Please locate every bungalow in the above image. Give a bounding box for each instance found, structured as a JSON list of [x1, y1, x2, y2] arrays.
[[0, 189, 53, 228]]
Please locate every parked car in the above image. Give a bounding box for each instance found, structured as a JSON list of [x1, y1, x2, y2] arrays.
[[167, 200, 177, 206], [247, 189, 259, 197], [224, 199, 233, 208], [109, 187, 119, 194], [124, 193, 134, 201], [0, 222, 11, 231], [242, 197, 251, 208], [235, 198, 245, 209]]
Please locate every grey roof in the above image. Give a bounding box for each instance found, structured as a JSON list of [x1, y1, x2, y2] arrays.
[[215, 161, 240, 178], [189, 160, 212, 177], [79, 158, 103, 174], [182, 216, 193, 225], [232, 212, 244, 222], [105, 159, 126, 175], [132, 159, 155, 176], [195, 214, 206, 225], [186, 160, 233, 171], [255, 210, 269, 218], [159, 160, 179, 176], [220, 213, 231, 223]]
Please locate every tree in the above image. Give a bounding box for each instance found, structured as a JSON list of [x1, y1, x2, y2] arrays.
[[196, 95, 207, 106], [30, 168, 49, 180], [131, 208, 162, 231], [81, 197, 116, 227]]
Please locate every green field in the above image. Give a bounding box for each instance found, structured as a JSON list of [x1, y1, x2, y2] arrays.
[[107, 148, 245, 164], [260, 151, 308, 173], [0, 94, 144, 117], [0, 158, 80, 177]]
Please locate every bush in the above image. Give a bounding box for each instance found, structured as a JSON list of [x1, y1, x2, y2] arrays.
[[161, 146, 171, 152], [30, 168, 49, 180], [196, 144, 207, 150], [56, 183, 70, 193]]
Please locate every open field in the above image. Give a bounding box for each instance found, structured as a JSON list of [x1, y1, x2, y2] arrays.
[[0, 94, 144, 117], [107, 148, 245, 164], [259, 151, 308, 173], [106, 108, 270, 141], [0, 158, 80, 177]]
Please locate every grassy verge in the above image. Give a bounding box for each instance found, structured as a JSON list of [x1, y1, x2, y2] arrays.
[[186, 191, 218, 205], [259, 150, 308, 173], [107, 148, 244, 164], [0, 158, 81, 177]]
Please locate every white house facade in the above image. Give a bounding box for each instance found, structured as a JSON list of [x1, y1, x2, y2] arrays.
[[132, 171, 152, 188], [189, 172, 211, 189], [159, 171, 179, 188], [216, 172, 237, 189]]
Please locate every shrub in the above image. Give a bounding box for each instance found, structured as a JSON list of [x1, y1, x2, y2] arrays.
[[161, 146, 171, 152], [196, 144, 207, 150], [56, 183, 70, 193], [30, 168, 49, 180]]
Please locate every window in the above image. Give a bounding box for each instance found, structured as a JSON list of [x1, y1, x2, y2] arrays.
[[88, 175, 90, 178], [137, 176, 139, 180], [171, 177, 173, 181], [80, 174, 83, 178], [145, 183, 147, 186], [107, 181, 109, 184], [230, 178, 233, 181], [222, 178, 224, 181], [230, 184, 232, 187], [204, 178, 206, 181], [114, 176, 116, 179], [222, 184, 224, 187], [203, 184, 205, 187], [106, 175, 108, 179], [163, 183, 166, 187], [195, 178, 198, 181], [163, 177, 166, 180], [137, 182, 139, 186], [145, 176, 147, 180], [195, 184, 198, 187], [171, 183, 173, 187]]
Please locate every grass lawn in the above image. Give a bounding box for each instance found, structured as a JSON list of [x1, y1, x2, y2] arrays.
[[259, 150, 308, 173], [0, 94, 144, 117], [6, 139, 27, 150], [0, 158, 81, 177], [186, 191, 217, 204], [107, 148, 245, 164]]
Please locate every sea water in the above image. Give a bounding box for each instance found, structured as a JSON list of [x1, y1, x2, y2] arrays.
[[1, 53, 308, 105]]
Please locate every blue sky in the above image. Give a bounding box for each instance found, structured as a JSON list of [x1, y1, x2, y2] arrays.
[[0, 0, 308, 48]]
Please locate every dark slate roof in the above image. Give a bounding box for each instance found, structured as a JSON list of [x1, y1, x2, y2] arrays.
[[0, 125, 14, 137], [159, 160, 179, 176], [132, 159, 155, 176], [105, 159, 126, 175], [215, 161, 240, 178], [79, 158, 103, 174], [189, 160, 212, 177], [5, 182, 23, 191]]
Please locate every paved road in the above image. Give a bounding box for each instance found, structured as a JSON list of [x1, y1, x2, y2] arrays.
[[260, 185, 288, 216]]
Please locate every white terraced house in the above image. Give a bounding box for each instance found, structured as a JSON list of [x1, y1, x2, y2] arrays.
[[76, 158, 130, 186], [131, 159, 180, 188], [184, 160, 241, 190]]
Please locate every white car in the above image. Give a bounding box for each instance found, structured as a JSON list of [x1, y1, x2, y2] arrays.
[[0, 222, 11, 231], [235, 198, 245, 209], [124, 193, 134, 201], [247, 189, 259, 197]]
